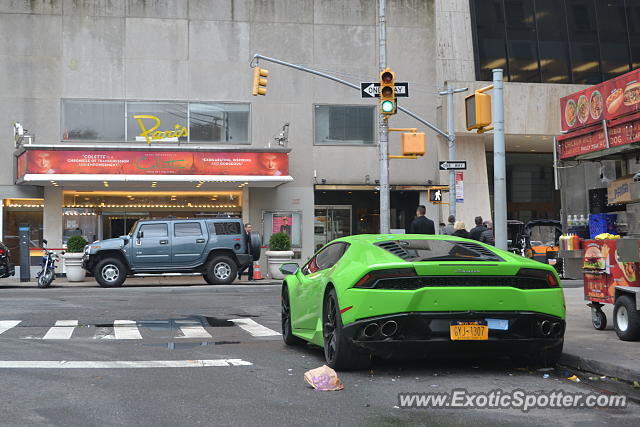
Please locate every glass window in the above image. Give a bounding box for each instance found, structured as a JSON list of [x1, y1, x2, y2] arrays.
[[473, 0, 508, 81], [566, 0, 601, 84], [127, 102, 188, 143], [505, 0, 539, 82], [210, 222, 241, 235], [535, 0, 571, 83], [315, 242, 348, 270], [174, 222, 202, 237], [139, 223, 168, 237], [597, 0, 631, 80], [189, 103, 249, 144], [314, 105, 375, 145], [628, 0, 640, 69], [62, 100, 124, 141]]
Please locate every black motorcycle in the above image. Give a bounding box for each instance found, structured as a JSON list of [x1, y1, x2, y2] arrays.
[[37, 239, 62, 288]]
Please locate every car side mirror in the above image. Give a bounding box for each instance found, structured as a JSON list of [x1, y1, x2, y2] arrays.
[[136, 230, 144, 239], [280, 262, 299, 276], [42, 239, 48, 245]]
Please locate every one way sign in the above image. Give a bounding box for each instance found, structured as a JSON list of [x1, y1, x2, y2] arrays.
[[439, 161, 467, 171], [361, 82, 409, 98]]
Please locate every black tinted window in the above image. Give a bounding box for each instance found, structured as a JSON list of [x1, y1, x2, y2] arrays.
[[209, 222, 241, 235], [316, 243, 348, 270], [174, 222, 202, 237], [140, 223, 168, 237], [376, 240, 503, 262]]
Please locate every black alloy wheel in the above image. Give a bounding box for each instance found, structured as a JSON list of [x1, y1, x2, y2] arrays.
[[281, 286, 304, 345]]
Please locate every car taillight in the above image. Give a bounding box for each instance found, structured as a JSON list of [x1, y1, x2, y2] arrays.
[[0, 249, 5, 255], [353, 268, 416, 289], [517, 268, 559, 288]]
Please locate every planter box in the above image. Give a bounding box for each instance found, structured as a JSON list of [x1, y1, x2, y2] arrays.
[[63, 252, 86, 282], [265, 250, 294, 280]]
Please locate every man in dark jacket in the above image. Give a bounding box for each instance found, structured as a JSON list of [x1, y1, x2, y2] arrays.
[[480, 221, 495, 245], [409, 205, 435, 234], [469, 216, 487, 241], [237, 223, 254, 281]]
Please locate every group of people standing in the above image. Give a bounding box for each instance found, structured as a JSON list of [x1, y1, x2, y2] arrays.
[[409, 205, 495, 245]]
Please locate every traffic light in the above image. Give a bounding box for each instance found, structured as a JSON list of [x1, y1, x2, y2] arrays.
[[464, 90, 491, 131], [401, 132, 425, 156], [252, 67, 269, 96], [380, 68, 396, 116]]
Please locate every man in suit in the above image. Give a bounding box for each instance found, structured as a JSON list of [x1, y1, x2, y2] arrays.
[[409, 205, 435, 235], [237, 223, 254, 281]]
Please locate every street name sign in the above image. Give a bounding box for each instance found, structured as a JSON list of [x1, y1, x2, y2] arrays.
[[361, 82, 409, 98], [439, 161, 467, 171]]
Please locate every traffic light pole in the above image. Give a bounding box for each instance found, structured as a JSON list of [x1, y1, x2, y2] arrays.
[[378, 0, 390, 234], [493, 68, 507, 250], [439, 85, 469, 219]]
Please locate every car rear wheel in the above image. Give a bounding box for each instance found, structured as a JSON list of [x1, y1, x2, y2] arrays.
[[282, 285, 305, 346], [323, 289, 370, 371], [614, 295, 640, 341], [94, 258, 126, 288], [204, 255, 237, 285]]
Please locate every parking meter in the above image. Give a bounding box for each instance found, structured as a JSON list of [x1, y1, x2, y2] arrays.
[[18, 223, 30, 282]]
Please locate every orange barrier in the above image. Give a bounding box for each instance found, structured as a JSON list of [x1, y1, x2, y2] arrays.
[[253, 262, 262, 280]]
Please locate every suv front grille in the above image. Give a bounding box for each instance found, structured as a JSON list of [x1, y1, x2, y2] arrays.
[[371, 276, 549, 290]]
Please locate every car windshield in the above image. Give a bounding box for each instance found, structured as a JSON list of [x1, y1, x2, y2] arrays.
[[377, 239, 503, 262]]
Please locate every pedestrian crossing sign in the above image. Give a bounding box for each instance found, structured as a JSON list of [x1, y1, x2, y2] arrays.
[[428, 186, 449, 204]]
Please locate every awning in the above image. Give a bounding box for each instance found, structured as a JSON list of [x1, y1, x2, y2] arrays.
[[15, 147, 292, 188]]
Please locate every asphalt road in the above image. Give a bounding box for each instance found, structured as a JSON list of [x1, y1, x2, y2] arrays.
[[0, 283, 638, 426]]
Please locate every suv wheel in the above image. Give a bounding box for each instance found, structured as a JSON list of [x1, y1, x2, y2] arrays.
[[205, 255, 237, 285], [94, 258, 127, 288]]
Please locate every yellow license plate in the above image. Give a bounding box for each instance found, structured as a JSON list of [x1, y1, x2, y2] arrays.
[[450, 321, 488, 340]]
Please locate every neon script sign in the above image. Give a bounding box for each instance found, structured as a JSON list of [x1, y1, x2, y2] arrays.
[[134, 115, 188, 144]]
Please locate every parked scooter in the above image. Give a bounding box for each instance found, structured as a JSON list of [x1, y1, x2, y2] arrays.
[[37, 239, 63, 288]]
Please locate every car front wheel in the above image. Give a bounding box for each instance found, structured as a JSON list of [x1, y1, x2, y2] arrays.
[[323, 289, 370, 371], [282, 285, 305, 346], [204, 255, 237, 285], [94, 258, 126, 288]]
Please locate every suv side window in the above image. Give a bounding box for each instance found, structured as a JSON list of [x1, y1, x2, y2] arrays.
[[175, 222, 202, 237], [302, 242, 348, 275], [139, 223, 168, 237], [209, 221, 241, 235]]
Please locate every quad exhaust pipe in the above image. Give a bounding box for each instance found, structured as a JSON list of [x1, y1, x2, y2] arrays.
[[362, 323, 379, 339], [538, 320, 563, 337], [381, 320, 398, 337]]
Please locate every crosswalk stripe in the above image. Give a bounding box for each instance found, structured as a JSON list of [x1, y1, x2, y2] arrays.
[[43, 320, 78, 340], [229, 318, 281, 337], [113, 320, 143, 339], [0, 359, 253, 369], [0, 320, 21, 335], [176, 323, 212, 339]]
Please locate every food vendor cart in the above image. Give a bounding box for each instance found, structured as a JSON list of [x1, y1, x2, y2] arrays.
[[583, 238, 640, 341]]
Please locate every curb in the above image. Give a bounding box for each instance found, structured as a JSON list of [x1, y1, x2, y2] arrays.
[[560, 352, 640, 383]]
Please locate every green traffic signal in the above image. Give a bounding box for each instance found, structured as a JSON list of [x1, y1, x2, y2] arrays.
[[381, 99, 395, 113]]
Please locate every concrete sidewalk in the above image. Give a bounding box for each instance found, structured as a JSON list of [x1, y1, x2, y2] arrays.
[[0, 275, 281, 288], [561, 286, 639, 382]]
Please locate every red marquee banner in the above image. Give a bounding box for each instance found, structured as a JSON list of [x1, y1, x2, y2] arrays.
[[17, 150, 289, 178]]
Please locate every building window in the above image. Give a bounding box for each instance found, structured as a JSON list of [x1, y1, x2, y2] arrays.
[[127, 102, 188, 143], [189, 103, 249, 144], [62, 100, 125, 141], [61, 100, 250, 144], [314, 105, 375, 145], [471, 0, 636, 84]]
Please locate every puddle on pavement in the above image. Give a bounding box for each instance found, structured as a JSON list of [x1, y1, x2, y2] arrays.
[[143, 341, 240, 350]]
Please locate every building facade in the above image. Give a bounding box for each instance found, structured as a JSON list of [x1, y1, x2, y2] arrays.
[[3, 0, 637, 269]]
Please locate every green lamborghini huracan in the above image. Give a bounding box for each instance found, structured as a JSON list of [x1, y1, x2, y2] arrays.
[[280, 234, 565, 370]]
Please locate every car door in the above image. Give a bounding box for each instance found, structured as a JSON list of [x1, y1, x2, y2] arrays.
[[172, 221, 207, 265], [131, 222, 171, 267], [294, 242, 349, 330]]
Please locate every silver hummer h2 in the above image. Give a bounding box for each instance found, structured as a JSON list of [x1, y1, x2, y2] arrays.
[[82, 218, 260, 287]]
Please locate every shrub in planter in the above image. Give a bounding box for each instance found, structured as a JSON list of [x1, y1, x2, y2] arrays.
[[269, 232, 291, 251], [64, 235, 88, 282], [266, 233, 293, 279], [66, 235, 88, 253]]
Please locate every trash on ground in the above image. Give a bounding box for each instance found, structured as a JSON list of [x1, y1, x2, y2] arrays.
[[543, 374, 550, 379], [304, 365, 344, 391], [633, 381, 640, 389], [567, 375, 580, 382]]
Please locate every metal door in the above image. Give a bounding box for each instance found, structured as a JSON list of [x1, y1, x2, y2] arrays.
[[132, 222, 171, 266], [171, 221, 207, 265], [314, 206, 352, 250]]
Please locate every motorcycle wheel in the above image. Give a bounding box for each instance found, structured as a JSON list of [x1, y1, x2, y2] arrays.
[[38, 269, 54, 288]]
